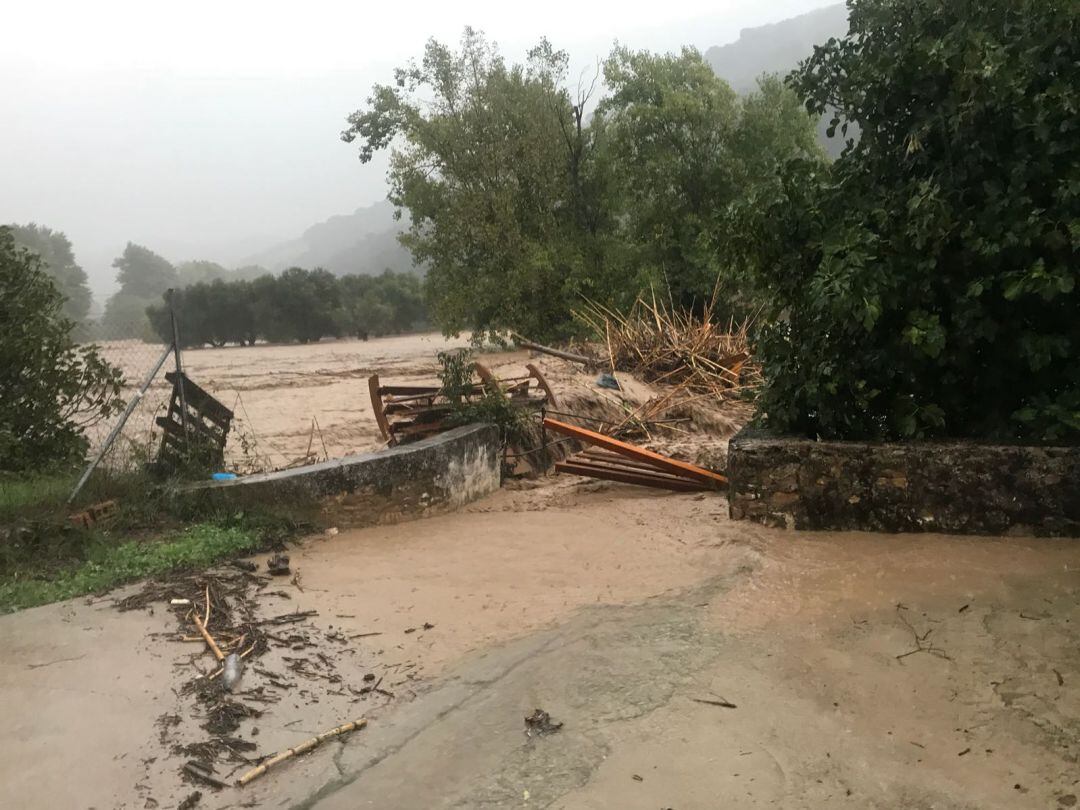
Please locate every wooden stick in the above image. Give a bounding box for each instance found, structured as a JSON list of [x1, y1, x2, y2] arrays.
[[512, 335, 595, 367], [193, 613, 225, 662], [237, 719, 367, 786]]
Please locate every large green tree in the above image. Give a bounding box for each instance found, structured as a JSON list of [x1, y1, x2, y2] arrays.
[[112, 242, 178, 299], [0, 228, 123, 472], [737, 0, 1080, 443], [597, 49, 821, 312], [101, 243, 179, 339], [342, 30, 608, 341], [597, 47, 740, 309], [7, 223, 93, 321]]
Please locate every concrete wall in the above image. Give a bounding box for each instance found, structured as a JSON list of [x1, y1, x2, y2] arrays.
[[185, 424, 501, 528], [727, 428, 1080, 536]]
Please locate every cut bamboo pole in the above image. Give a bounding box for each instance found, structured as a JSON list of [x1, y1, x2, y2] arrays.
[[237, 719, 367, 786], [192, 613, 225, 662]]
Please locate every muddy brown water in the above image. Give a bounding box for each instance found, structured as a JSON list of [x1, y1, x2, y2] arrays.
[[4, 334, 1077, 808], [2, 481, 1077, 809]]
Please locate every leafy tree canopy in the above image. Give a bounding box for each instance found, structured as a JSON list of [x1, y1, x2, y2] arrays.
[[343, 30, 612, 341], [146, 268, 426, 348], [7, 223, 93, 321], [736, 0, 1080, 443], [343, 32, 822, 340], [0, 227, 123, 473], [597, 50, 822, 313], [113, 242, 178, 299]]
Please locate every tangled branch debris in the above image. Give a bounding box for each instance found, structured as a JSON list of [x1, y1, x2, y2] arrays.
[[574, 291, 760, 402]]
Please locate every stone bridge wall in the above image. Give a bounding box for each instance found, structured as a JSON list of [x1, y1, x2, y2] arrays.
[[727, 428, 1080, 536], [184, 424, 501, 528]]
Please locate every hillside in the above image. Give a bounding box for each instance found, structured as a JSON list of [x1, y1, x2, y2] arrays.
[[244, 200, 415, 276], [705, 3, 850, 156]]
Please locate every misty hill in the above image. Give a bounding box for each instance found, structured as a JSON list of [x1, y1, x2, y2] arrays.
[[243, 200, 415, 277], [705, 3, 850, 156]]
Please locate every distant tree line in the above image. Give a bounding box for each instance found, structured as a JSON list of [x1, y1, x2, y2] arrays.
[[146, 267, 426, 348]]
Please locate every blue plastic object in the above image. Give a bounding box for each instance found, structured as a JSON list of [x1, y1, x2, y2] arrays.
[[596, 373, 621, 391], [212, 472, 237, 481]]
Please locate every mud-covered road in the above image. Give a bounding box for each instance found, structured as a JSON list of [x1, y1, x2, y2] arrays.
[[3, 479, 1077, 809]]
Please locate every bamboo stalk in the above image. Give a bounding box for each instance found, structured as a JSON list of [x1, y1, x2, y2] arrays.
[[192, 613, 225, 662], [237, 719, 367, 786]]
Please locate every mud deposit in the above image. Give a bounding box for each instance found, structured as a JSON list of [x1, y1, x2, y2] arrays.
[[2, 335, 1077, 809]]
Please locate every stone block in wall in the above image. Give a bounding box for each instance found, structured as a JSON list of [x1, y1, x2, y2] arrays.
[[727, 428, 1080, 536]]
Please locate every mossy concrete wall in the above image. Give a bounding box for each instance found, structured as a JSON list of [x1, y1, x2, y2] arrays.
[[727, 428, 1080, 536], [185, 424, 501, 528]]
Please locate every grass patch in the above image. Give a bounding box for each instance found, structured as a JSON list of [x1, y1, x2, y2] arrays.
[[0, 523, 269, 613], [0, 473, 74, 524]]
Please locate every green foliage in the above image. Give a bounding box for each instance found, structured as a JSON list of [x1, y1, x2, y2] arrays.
[[343, 31, 610, 342], [0, 473, 73, 526], [100, 291, 160, 341], [437, 349, 530, 444], [0, 523, 265, 612], [736, 0, 1080, 443], [176, 259, 230, 286], [6, 223, 93, 321], [597, 50, 822, 313], [112, 242, 178, 298], [146, 267, 426, 347], [98, 243, 180, 339], [0, 228, 124, 473], [344, 33, 822, 338]]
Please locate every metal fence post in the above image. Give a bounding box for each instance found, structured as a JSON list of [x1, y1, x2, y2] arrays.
[[167, 288, 190, 445]]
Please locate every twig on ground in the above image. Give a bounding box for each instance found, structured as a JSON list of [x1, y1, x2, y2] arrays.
[[895, 603, 951, 662], [691, 696, 737, 709]]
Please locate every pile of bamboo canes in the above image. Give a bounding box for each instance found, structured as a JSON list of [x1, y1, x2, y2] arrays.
[[574, 291, 761, 402]]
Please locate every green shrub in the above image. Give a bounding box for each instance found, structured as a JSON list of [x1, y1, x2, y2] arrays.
[[737, 0, 1079, 443], [0, 228, 125, 472]]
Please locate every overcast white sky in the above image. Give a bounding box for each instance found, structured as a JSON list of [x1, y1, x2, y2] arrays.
[[1, 0, 833, 299]]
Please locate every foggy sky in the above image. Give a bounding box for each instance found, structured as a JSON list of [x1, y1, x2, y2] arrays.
[[1, 0, 834, 302]]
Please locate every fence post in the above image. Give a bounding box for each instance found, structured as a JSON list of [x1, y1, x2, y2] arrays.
[[167, 288, 190, 445]]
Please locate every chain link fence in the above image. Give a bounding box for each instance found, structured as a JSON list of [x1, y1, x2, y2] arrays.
[[83, 314, 175, 474]]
